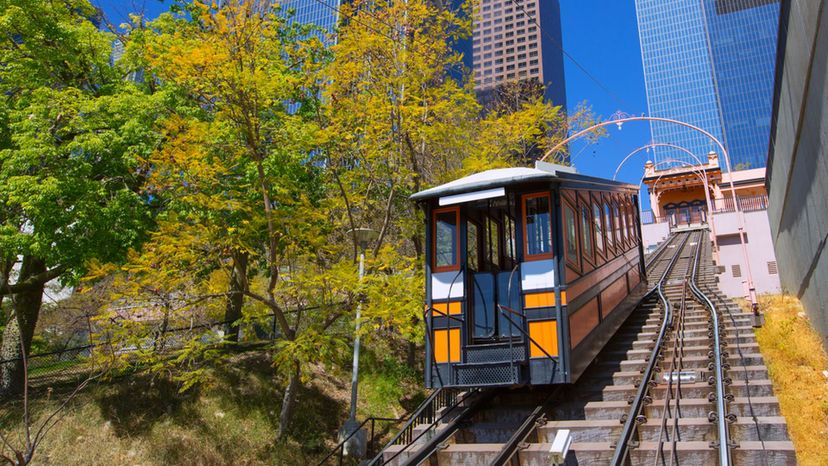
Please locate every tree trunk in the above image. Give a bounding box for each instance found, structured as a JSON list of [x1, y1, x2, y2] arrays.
[[0, 256, 47, 397], [407, 341, 416, 369], [277, 360, 301, 441], [224, 251, 248, 343]]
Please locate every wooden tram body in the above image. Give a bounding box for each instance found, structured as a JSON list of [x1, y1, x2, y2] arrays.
[[411, 162, 646, 388]]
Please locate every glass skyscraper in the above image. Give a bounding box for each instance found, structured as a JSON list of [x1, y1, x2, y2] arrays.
[[635, 0, 780, 170], [279, 0, 341, 44]]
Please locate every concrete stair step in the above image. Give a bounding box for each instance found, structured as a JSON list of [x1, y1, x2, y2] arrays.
[[598, 379, 775, 401], [584, 396, 782, 420], [464, 440, 798, 466]]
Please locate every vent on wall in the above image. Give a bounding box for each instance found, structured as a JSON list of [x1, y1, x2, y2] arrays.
[[732, 264, 742, 278], [768, 261, 778, 275], [715, 265, 726, 274]]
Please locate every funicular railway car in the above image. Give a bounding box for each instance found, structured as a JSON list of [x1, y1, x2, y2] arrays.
[[411, 162, 646, 388]]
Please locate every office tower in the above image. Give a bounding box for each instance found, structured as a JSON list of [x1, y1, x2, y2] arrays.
[[279, 0, 341, 44], [470, 0, 567, 109], [635, 0, 779, 169]]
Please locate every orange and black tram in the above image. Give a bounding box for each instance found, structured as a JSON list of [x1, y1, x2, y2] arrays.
[[411, 162, 646, 388]]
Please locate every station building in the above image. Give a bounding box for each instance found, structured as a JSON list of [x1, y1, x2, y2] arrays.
[[640, 152, 780, 299]]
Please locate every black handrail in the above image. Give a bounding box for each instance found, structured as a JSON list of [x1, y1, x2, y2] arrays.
[[316, 416, 404, 466], [496, 304, 558, 364], [367, 388, 478, 466]]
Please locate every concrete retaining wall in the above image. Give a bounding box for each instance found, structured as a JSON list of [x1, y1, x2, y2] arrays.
[[766, 0, 828, 343]]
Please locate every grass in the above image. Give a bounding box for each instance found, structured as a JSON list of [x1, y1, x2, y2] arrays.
[[0, 346, 425, 465], [751, 294, 828, 466]]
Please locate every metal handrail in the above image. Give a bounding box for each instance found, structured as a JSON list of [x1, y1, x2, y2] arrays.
[[368, 388, 480, 466], [610, 231, 692, 465], [316, 416, 404, 466], [688, 232, 732, 466], [366, 389, 445, 466], [496, 304, 558, 363]]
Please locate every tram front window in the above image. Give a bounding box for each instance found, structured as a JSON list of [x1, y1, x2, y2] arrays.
[[524, 194, 552, 257], [433, 210, 458, 271]]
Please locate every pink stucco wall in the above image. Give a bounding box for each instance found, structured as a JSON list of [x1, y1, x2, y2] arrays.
[[712, 210, 781, 298], [640, 210, 780, 298]]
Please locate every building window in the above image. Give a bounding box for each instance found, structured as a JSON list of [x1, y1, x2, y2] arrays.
[[523, 192, 553, 259], [433, 208, 460, 272]]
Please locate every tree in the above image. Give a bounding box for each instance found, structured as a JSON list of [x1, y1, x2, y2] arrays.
[[0, 0, 162, 395], [128, 0, 333, 439]]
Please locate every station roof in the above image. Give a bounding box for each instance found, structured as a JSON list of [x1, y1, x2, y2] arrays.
[[410, 162, 638, 202]]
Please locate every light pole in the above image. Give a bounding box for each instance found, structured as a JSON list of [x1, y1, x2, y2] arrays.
[[543, 112, 759, 319], [614, 143, 719, 255], [340, 228, 378, 458]]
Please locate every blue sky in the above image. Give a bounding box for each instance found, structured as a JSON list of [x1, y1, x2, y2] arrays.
[[93, 0, 654, 205]]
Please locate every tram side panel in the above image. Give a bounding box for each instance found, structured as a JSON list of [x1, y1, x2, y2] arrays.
[[557, 188, 645, 383], [423, 184, 643, 388]]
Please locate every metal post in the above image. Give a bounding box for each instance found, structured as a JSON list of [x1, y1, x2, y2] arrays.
[[340, 228, 376, 458], [349, 251, 365, 422]]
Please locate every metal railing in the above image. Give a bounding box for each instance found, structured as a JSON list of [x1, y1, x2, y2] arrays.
[[366, 387, 469, 466], [0, 308, 324, 386], [316, 416, 405, 466], [712, 194, 768, 213]]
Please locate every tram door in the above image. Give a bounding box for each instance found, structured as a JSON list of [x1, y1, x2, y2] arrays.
[[466, 199, 521, 342]]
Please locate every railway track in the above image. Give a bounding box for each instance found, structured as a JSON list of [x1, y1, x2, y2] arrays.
[[370, 229, 795, 465]]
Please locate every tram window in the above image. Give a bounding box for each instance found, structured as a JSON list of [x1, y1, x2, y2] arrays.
[[563, 204, 578, 265], [604, 203, 614, 254], [433, 208, 459, 271], [523, 193, 552, 259], [487, 217, 501, 269], [504, 216, 517, 262], [614, 203, 623, 247], [581, 205, 593, 260], [467, 221, 480, 271], [628, 201, 637, 243], [592, 203, 604, 254]]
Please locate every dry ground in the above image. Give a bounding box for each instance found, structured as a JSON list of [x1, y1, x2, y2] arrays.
[[0, 349, 425, 465], [750, 294, 828, 466]]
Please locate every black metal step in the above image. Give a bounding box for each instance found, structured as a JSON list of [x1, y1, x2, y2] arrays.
[[464, 342, 526, 363], [453, 361, 527, 386]]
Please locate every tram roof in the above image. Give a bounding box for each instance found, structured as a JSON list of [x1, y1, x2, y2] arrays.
[[410, 162, 638, 202]]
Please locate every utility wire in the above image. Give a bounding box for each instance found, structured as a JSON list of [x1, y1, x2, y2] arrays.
[[504, 0, 632, 109]]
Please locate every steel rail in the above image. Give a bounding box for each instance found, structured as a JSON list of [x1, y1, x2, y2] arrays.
[[610, 231, 693, 465], [688, 234, 732, 466], [699, 267, 769, 466], [667, 278, 688, 466], [488, 387, 563, 466], [645, 232, 682, 271]]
